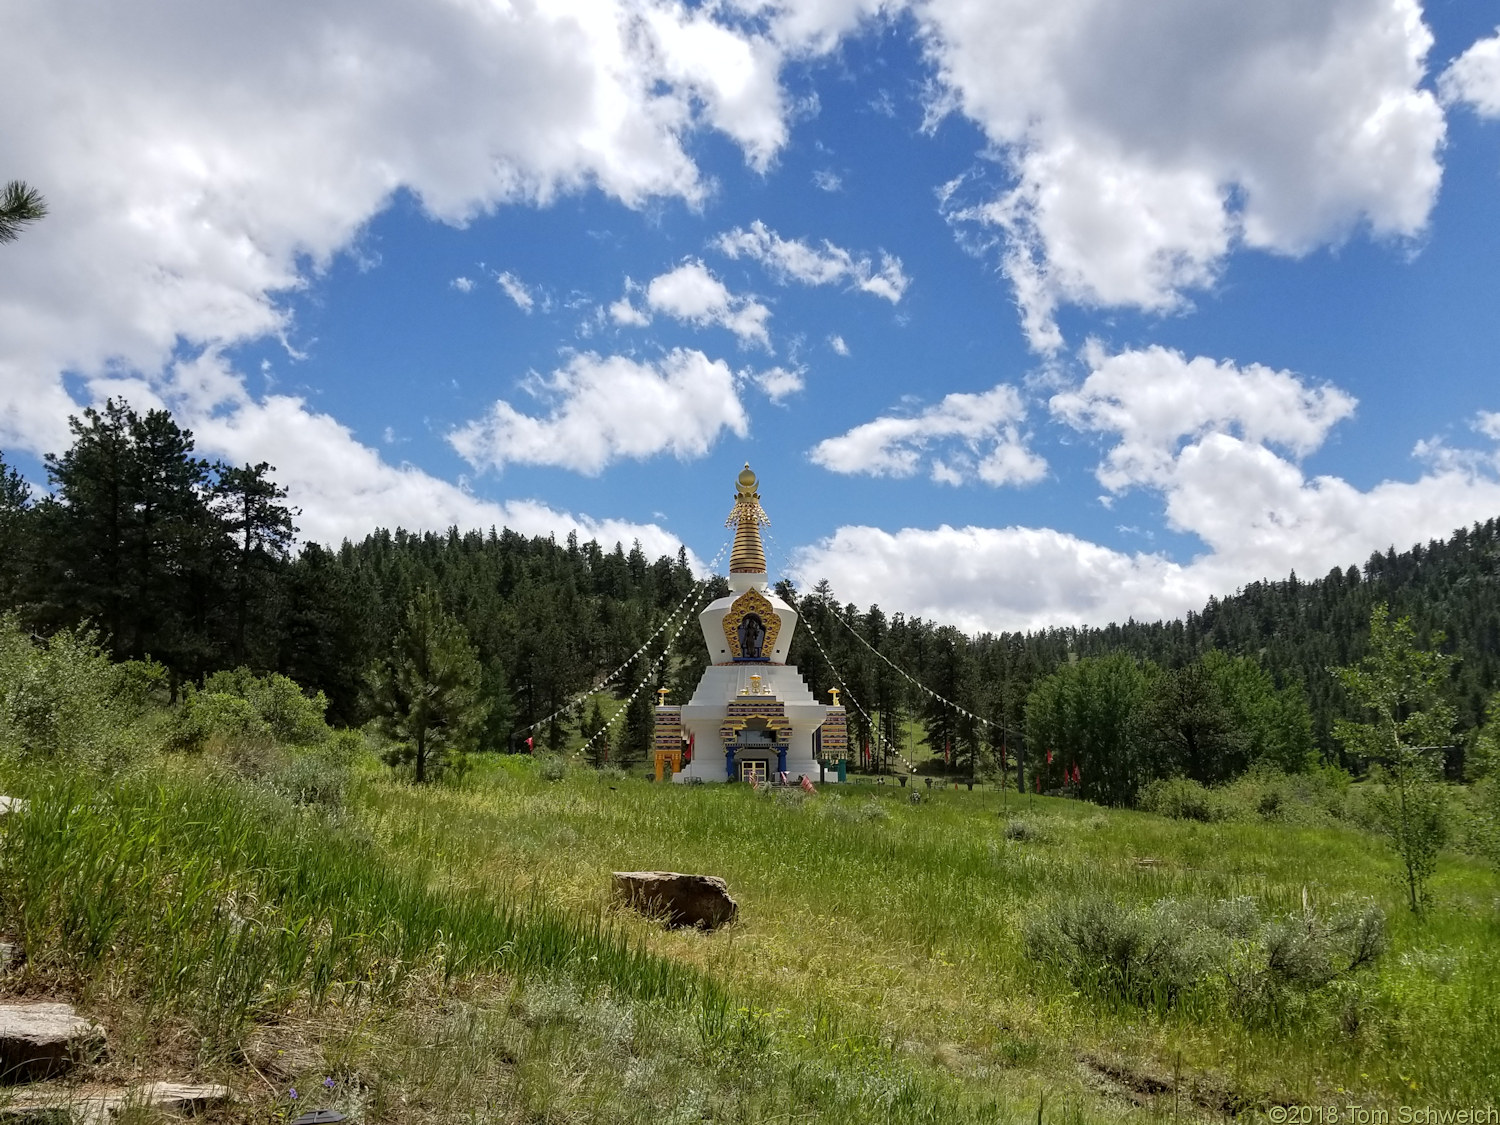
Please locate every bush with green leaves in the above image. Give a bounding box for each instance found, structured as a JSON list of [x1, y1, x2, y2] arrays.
[[0, 615, 157, 772], [1137, 776, 1224, 822], [200, 667, 331, 745], [1213, 764, 1354, 825]]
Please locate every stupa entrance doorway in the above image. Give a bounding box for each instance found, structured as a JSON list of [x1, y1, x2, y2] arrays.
[[739, 760, 768, 784]]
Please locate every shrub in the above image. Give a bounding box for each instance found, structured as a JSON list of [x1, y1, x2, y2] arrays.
[[538, 754, 567, 782], [1138, 777, 1221, 822], [268, 748, 350, 809], [1024, 895, 1213, 1008], [0, 617, 151, 772], [201, 668, 331, 745], [1226, 901, 1387, 1026], [1025, 892, 1387, 1024], [169, 689, 276, 761], [1003, 817, 1048, 842]]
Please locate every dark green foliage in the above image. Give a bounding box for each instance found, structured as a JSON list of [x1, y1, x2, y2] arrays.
[[0, 451, 31, 608], [1025, 654, 1150, 804], [1137, 776, 1221, 821], [8, 399, 1500, 802], [618, 673, 656, 768], [369, 588, 488, 782]]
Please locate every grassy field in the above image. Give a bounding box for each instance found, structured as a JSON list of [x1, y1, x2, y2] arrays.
[[2, 743, 1496, 1123], [363, 756, 1500, 1113]]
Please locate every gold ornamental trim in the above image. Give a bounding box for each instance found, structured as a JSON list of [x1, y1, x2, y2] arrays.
[[722, 586, 781, 660]]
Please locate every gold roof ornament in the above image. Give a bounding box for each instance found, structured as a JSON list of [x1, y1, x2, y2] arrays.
[[725, 462, 769, 574]]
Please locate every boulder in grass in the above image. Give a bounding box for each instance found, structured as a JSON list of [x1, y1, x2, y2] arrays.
[[611, 871, 738, 930], [0, 1004, 106, 1084]]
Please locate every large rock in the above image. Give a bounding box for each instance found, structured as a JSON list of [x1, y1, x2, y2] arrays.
[[611, 871, 738, 930], [119, 1082, 236, 1116], [0, 1004, 106, 1084], [0, 1081, 235, 1123]]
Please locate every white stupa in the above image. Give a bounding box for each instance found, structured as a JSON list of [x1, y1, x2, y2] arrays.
[[658, 464, 848, 784]]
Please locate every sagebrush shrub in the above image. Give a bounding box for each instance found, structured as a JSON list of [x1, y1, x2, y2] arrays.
[[1026, 891, 1386, 1024]]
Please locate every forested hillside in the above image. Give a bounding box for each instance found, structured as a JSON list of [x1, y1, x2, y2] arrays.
[[4, 399, 1500, 787]]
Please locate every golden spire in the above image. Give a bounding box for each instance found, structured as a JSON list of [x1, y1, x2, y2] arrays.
[[725, 462, 769, 574]]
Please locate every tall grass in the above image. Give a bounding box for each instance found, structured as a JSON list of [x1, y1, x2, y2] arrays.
[[0, 768, 717, 1050]]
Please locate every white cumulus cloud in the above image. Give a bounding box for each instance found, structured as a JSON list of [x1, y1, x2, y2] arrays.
[[1440, 26, 1500, 117], [0, 0, 798, 537], [810, 384, 1046, 486], [1050, 345, 1358, 491], [751, 366, 805, 404], [716, 220, 910, 302], [793, 350, 1500, 632], [642, 260, 772, 348], [448, 348, 750, 476], [922, 0, 1445, 352]]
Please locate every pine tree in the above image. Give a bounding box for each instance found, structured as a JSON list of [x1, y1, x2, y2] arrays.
[[214, 461, 297, 666], [0, 452, 32, 609], [583, 697, 613, 768], [0, 181, 46, 244], [370, 588, 488, 783]]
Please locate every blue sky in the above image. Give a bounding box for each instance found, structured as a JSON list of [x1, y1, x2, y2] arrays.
[[5, 1, 1500, 632]]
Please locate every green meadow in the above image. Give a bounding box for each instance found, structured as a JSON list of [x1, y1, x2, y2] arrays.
[[4, 746, 1495, 1123]]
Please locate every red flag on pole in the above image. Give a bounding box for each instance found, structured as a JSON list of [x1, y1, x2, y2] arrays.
[[945, 738, 950, 764], [525, 736, 534, 752], [1046, 748, 1053, 765], [1035, 774, 1041, 793], [800, 775, 816, 794]]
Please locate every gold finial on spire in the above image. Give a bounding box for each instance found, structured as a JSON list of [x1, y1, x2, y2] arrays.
[[656, 687, 670, 706], [827, 687, 841, 707], [725, 462, 769, 574]]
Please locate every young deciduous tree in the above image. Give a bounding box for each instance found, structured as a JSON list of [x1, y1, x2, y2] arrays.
[[370, 588, 488, 783], [1334, 605, 1455, 914], [1025, 654, 1151, 805]]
